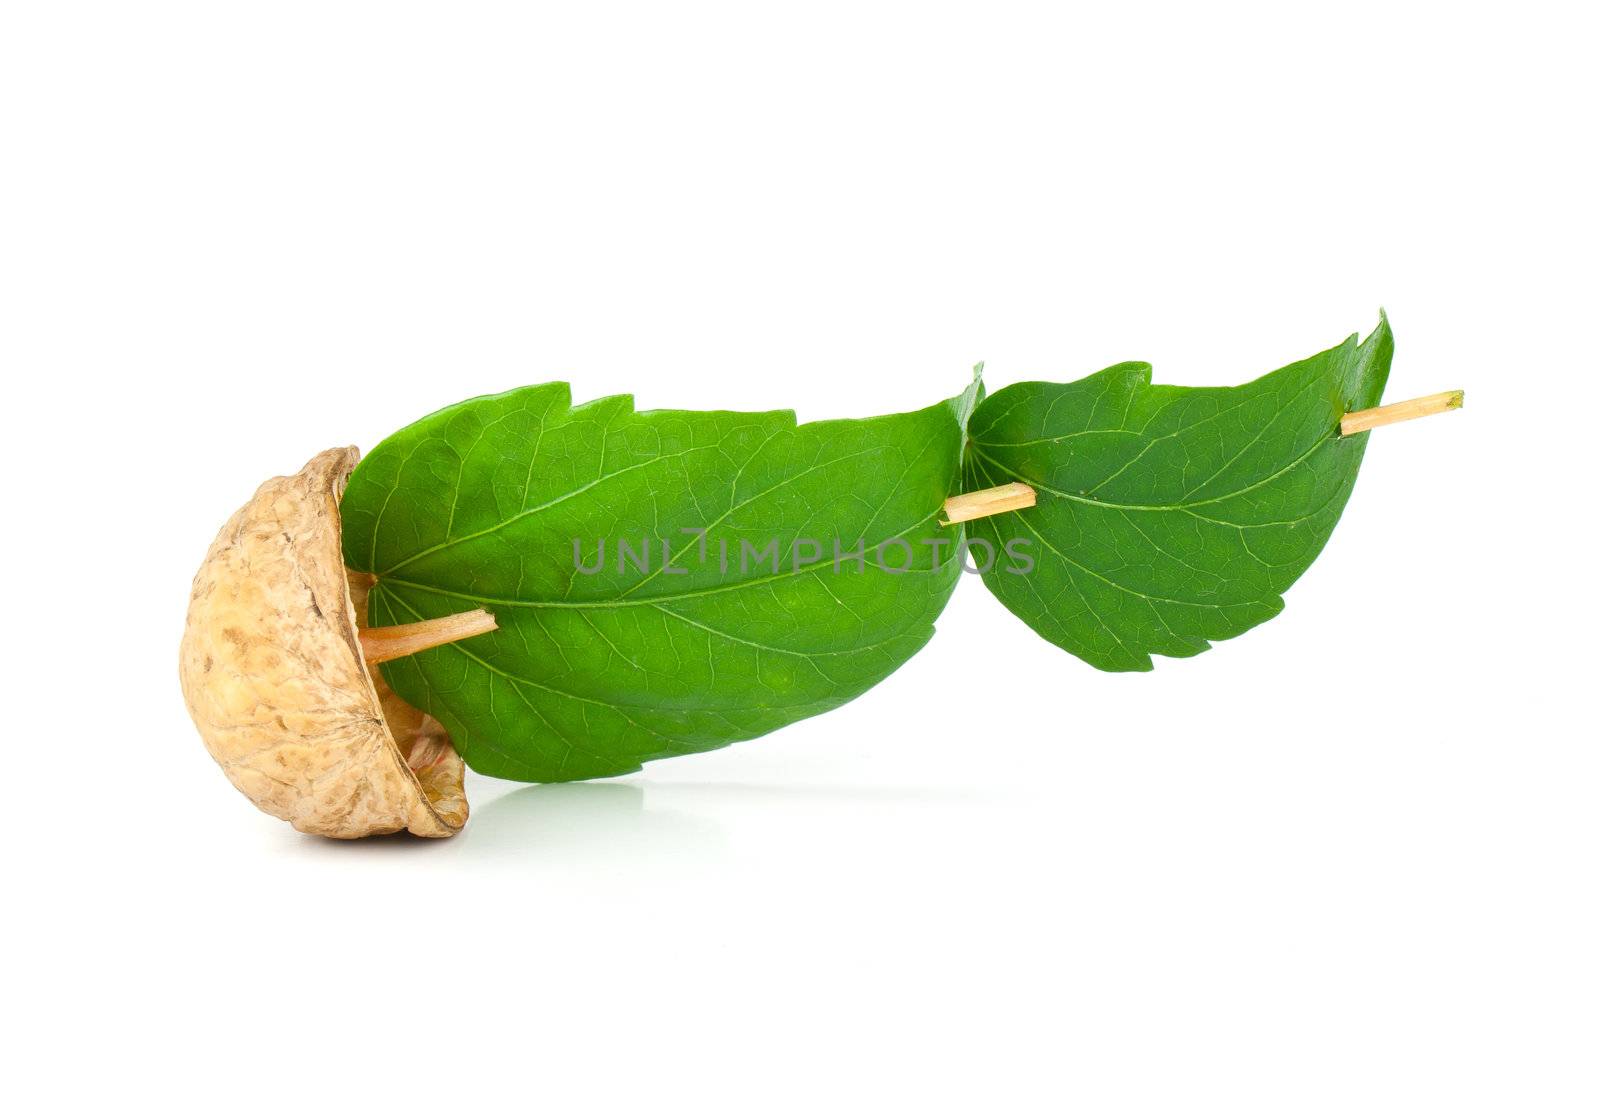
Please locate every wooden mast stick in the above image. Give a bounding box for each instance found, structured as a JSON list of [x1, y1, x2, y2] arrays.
[[361, 389, 1462, 661], [942, 482, 1036, 524], [1340, 390, 1464, 435], [359, 609, 498, 664]]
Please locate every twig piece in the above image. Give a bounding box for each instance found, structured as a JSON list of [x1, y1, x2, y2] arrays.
[[942, 482, 1037, 525], [359, 609, 498, 664], [1340, 390, 1464, 436]]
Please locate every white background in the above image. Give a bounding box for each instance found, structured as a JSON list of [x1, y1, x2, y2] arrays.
[[4, 2, 1596, 1098]]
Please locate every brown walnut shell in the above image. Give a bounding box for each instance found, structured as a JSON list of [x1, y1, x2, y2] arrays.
[[178, 447, 468, 838]]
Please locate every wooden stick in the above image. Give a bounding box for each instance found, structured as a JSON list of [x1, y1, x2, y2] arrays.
[[358, 394, 1455, 620], [942, 481, 1037, 525], [1340, 390, 1464, 436], [359, 609, 498, 664]]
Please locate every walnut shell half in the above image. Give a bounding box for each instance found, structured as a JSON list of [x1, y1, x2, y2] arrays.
[[179, 447, 468, 839]]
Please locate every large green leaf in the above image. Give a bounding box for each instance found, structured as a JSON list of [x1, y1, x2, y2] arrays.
[[963, 316, 1392, 671], [341, 376, 981, 782]]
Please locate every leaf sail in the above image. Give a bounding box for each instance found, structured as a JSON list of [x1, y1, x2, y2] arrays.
[[341, 376, 981, 782], [964, 316, 1393, 671]]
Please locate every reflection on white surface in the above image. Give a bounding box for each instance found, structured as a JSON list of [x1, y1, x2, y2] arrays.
[[284, 776, 997, 865], [457, 778, 994, 861], [460, 781, 727, 861]]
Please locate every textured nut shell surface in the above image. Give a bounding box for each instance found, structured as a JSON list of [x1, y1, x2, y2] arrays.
[[178, 447, 467, 838]]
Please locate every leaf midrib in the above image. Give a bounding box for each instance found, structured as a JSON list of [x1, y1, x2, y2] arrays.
[[375, 506, 946, 609], [967, 430, 1337, 513]]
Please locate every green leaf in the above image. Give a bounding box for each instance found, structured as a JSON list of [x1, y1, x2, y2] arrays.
[[963, 315, 1393, 671], [341, 374, 982, 782]]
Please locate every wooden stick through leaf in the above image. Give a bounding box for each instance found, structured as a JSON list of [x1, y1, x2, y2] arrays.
[[359, 609, 498, 664], [942, 482, 1037, 525], [363, 388, 1463, 662], [1340, 390, 1464, 435], [942, 389, 1466, 526]]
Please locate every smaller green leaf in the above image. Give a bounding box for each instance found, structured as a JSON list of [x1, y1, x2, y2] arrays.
[[964, 315, 1393, 671]]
